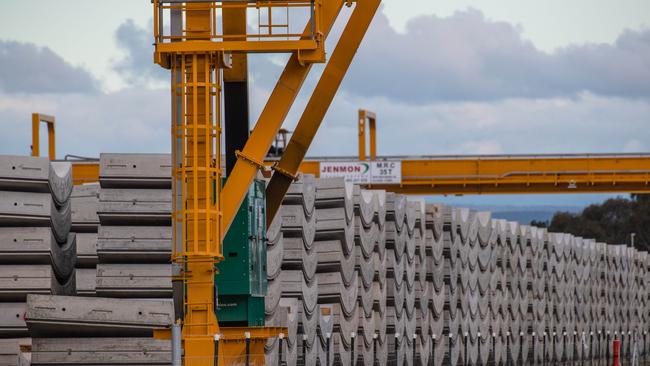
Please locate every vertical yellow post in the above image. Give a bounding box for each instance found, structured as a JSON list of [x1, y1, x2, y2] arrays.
[[358, 110, 366, 161], [171, 3, 221, 365], [358, 109, 377, 161], [31, 113, 56, 160]]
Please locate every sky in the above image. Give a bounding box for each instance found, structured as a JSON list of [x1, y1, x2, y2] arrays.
[[0, 1, 649, 210]]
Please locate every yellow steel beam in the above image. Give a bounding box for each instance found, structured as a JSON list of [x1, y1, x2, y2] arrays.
[[31, 113, 56, 160], [265, 0, 382, 225], [70, 161, 99, 185], [68, 154, 650, 195], [283, 154, 650, 195], [220, 0, 345, 238], [156, 39, 318, 53]]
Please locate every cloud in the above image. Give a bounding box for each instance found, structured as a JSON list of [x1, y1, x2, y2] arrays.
[[0, 89, 170, 158], [343, 9, 650, 103], [301, 92, 650, 157], [0, 41, 98, 93], [113, 20, 167, 87]]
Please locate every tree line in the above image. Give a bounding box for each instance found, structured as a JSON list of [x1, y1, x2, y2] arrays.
[[530, 194, 650, 251]]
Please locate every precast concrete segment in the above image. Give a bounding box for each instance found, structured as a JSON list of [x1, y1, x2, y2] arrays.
[[0, 265, 75, 301], [0, 155, 73, 207], [317, 272, 359, 318], [283, 174, 316, 219], [0, 303, 27, 337], [315, 239, 356, 286], [0, 339, 29, 366], [355, 246, 375, 290], [31, 337, 172, 365], [266, 233, 284, 281], [26, 294, 174, 337], [99, 153, 171, 189], [265, 336, 297, 366], [75, 268, 96, 296], [266, 270, 318, 317], [281, 236, 317, 283], [265, 300, 299, 366], [0, 191, 71, 244], [297, 305, 319, 365], [98, 189, 171, 226], [70, 183, 100, 232], [75, 233, 98, 268], [353, 186, 376, 230], [95, 263, 172, 298], [97, 226, 171, 263], [315, 206, 355, 256], [0, 228, 77, 281], [314, 178, 354, 225], [279, 204, 316, 250]]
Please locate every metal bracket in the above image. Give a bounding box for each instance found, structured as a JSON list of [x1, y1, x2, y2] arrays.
[[235, 150, 266, 171], [272, 163, 299, 181]]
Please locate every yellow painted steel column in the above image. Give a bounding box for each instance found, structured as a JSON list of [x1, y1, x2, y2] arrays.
[[31, 113, 56, 160], [265, 0, 382, 225], [172, 4, 221, 365], [220, 0, 345, 238]]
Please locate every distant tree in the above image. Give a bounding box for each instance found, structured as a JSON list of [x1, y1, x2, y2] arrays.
[[530, 220, 548, 228], [545, 195, 650, 251]]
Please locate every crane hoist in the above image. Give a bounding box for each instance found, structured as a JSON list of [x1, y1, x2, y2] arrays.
[[149, 0, 381, 364]]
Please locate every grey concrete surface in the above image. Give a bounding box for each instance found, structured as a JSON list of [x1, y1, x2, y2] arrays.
[[97, 226, 171, 263], [31, 337, 172, 365], [0, 191, 71, 244], [98, 189, 171, 226], [95, 263, 172, 298], [0, 265, 75, 300], [25, 294, 174, 337], [70, 183, 99, 232], [0, 228, 77, 281], [99, 153, 171, 189], [0, 303, 27, 337], [0, 155, 72, 207]]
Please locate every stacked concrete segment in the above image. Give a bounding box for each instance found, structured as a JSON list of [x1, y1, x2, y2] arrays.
[[353, 187, 386, 366], [0, 153, 648, 365], [96, 153, 172, 298], [26, 294, 174, 365], [264, 175, 318, 366], [0, 156, 76, 346], [315, 178, 358, 366], [70, 183, 100, 296]]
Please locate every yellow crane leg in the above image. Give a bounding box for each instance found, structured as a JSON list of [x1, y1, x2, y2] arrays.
[[171, 4, 221, 365], [219, 0, 345, 238], [265, 0, 382, 224]]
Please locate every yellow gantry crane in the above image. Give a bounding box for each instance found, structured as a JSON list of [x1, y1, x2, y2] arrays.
[[270, 109, 650, 196], [150, 0, 381, 364]]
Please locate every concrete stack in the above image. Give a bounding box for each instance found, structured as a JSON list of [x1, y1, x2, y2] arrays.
[[0, 156, 76, 347], [265, 175, 318, 366], [352, 187, 385, 366], [411, 201, 430, 366], [70, 184, 100, 296], [385, 193, 408, 366], [96, 154, 172, 299], [426, 204, 446, 366], [0, 151, 649, 365], [26, 294, 174, 365], [0, 339, 29, 366], [314, 178, 358, 366]]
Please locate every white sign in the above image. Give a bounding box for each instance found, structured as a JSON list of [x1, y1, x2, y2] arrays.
[[320, 161, 401, 184], [370, 161, 401, 184]]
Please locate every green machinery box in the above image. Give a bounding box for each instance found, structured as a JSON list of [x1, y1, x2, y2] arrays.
[[215, 179, 268, 326]]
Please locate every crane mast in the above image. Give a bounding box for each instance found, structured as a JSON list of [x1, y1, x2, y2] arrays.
[[152, 0, 381, 364]]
